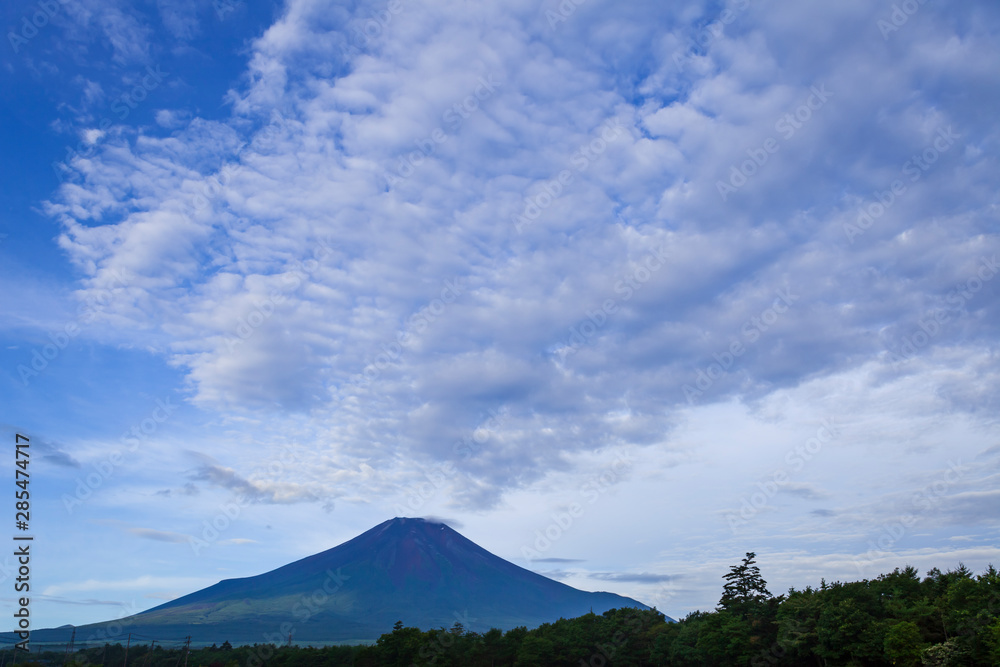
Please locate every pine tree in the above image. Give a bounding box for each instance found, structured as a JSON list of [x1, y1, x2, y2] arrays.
[[719, 551, 772, 620]]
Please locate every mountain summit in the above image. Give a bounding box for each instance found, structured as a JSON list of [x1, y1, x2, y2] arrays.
[[46, 517, 653, 643]]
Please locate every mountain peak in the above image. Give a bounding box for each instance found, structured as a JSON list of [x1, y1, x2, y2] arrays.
[[32, 518, 657, 643], [383, 516, 456, 530], [383, 515, 452, 529]]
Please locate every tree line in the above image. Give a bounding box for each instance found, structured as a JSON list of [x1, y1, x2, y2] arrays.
[[19, 553, 1000, 666]]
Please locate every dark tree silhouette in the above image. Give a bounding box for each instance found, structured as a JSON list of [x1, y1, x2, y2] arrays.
[[719, 551, 773, 619]]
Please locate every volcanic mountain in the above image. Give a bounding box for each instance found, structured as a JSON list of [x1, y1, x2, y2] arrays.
[[36, 517, 654, 644]]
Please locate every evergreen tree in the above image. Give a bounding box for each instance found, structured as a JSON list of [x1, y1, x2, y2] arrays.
[[719, 551, 772, 620], [884, 620, 924, 666]]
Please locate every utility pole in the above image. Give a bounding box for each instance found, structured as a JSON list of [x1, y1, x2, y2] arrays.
[[123, 633, 132, 667], [141, 641, 155, 667], [287, 632, 292, 647], [63, 628, 77, 666], [182, 637, 191, 667]]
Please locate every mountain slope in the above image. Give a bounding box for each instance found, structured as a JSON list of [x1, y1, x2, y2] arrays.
[[37, 517, 656, 644]]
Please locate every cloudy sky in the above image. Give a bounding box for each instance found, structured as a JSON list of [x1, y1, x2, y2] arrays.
[[2, 0, 999, 635]]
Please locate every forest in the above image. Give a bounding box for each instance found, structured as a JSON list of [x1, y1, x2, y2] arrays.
[[13, 554, 1000, 666]]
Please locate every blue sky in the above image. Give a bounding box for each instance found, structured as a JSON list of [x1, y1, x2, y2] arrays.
[[2, 0, 999, 636]]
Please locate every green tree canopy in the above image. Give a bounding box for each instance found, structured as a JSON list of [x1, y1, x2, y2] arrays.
[[719, 551, 773, 619]]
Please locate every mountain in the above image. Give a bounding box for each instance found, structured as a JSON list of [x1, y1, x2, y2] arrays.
[[30, 517, 657, 645]]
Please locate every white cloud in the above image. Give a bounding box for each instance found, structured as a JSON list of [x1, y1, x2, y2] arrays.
[[28, 0, 1000, 623], [43, 575, 213, 597]]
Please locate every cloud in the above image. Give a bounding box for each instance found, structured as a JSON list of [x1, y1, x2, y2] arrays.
[[6, 434, 82, 468], [37, 595, 143, 608], [155, 0, 201, 41], [42, 576, 212, 597], [781, 483, 830, 500], [42, 449, 81, 469], [11, 0, 1000, 630], [421, 515, 463, 529], [127, 528, 190, 543], [936, 489, 1000, 525], [42, 0, 1000, 515], [94, 520, 193, 546], [51, 0, 154, 67], [590, 572, 679, 584], [187, 463, 321, 504], [156, 482, 200, 497]]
